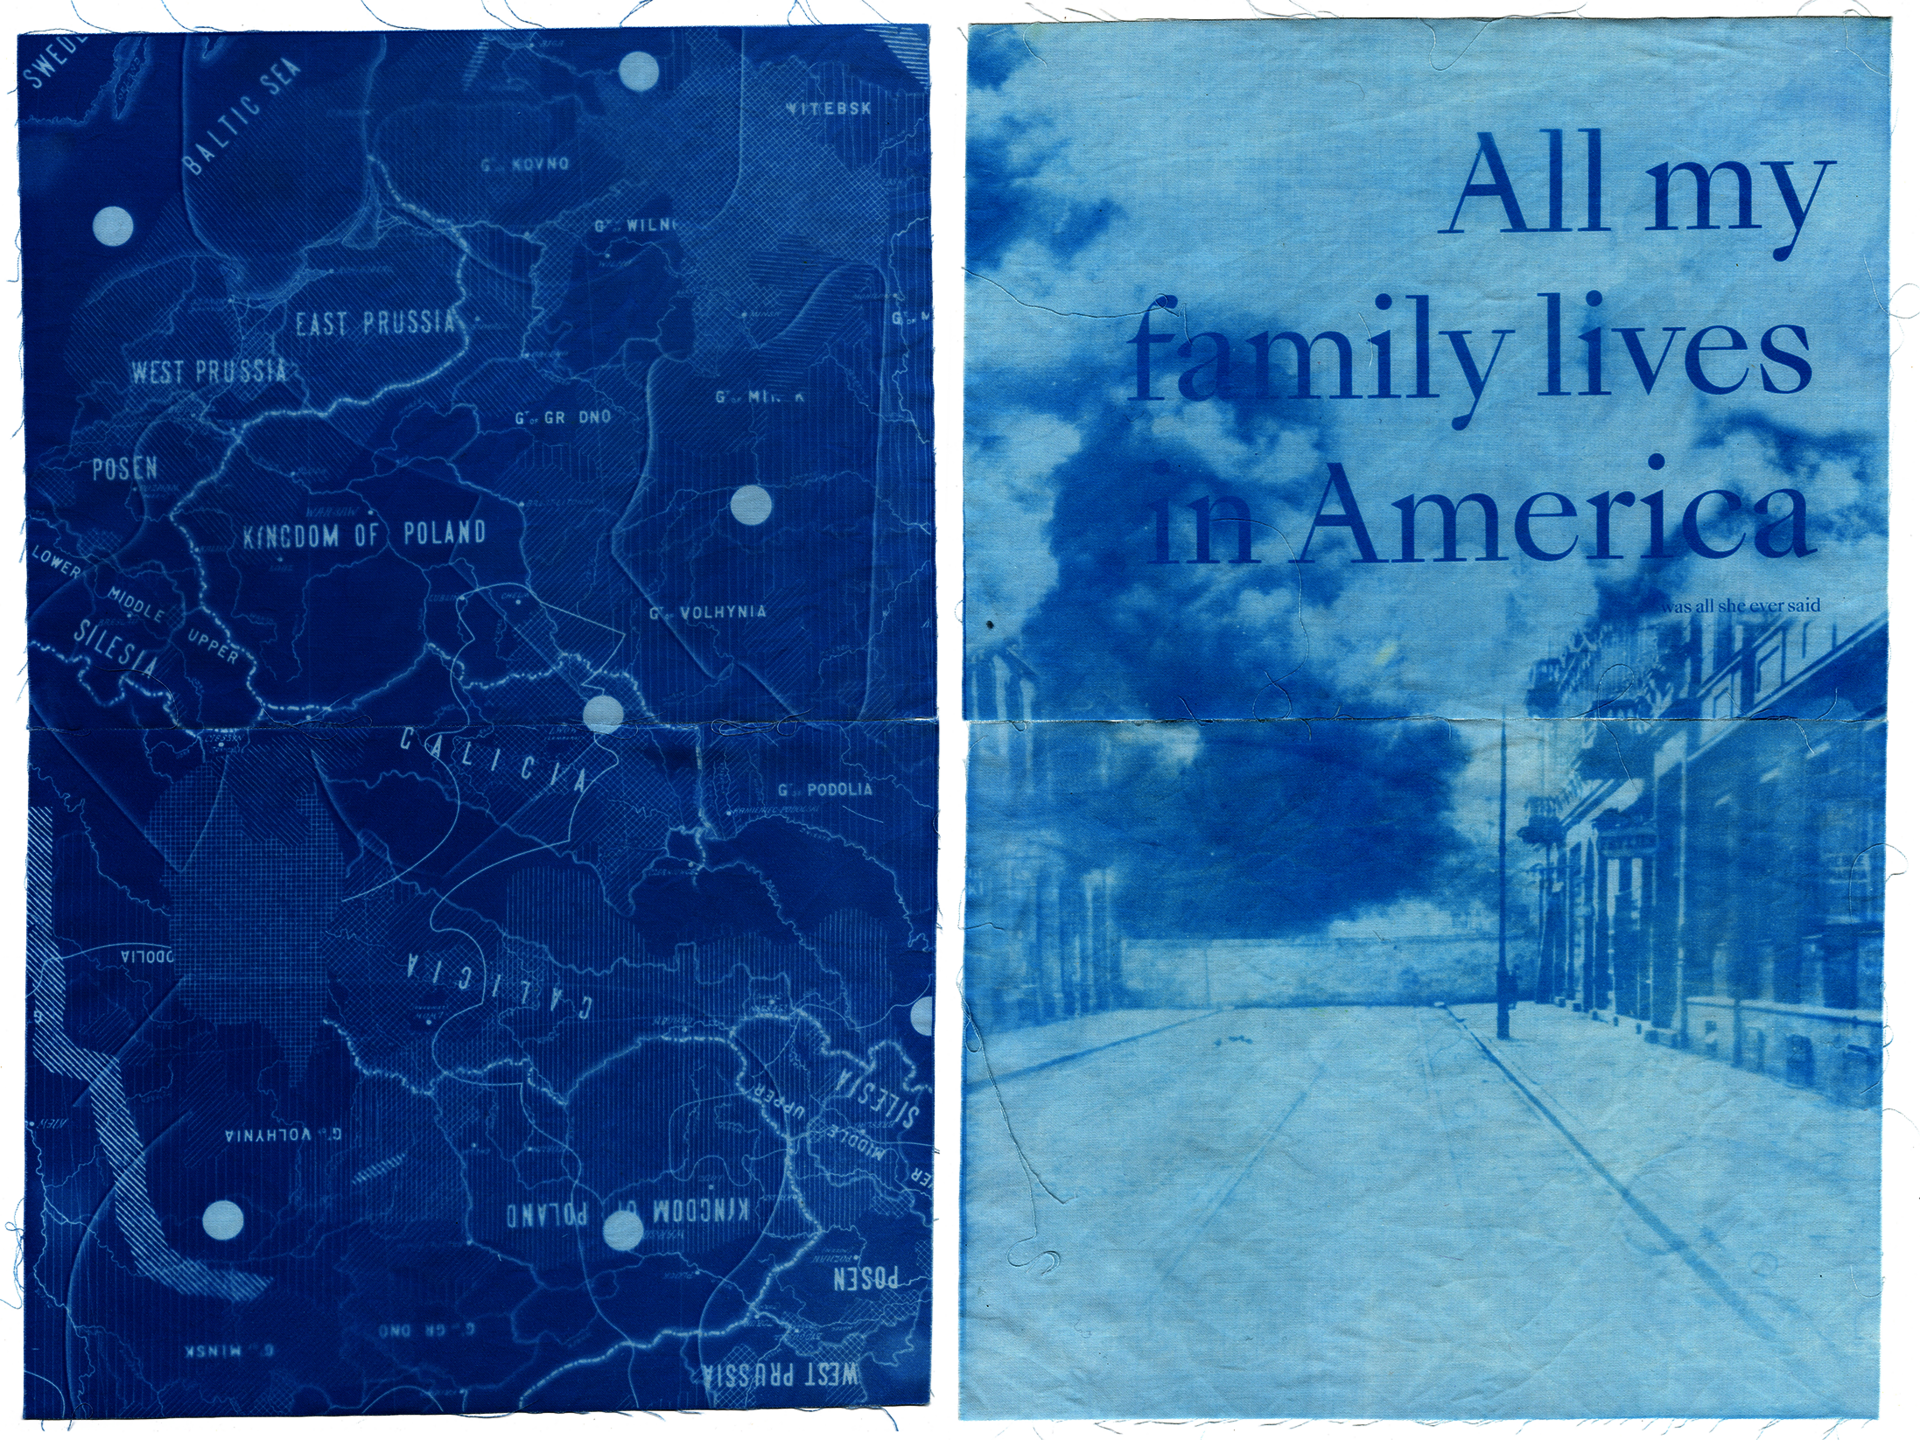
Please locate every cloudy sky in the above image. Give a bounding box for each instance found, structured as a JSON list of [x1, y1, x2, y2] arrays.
[[966, 17, 1888, 724], [964, 17, 1888, 939]]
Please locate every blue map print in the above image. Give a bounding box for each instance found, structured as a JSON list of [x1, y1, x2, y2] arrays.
[[23, 27, 932, 1418]]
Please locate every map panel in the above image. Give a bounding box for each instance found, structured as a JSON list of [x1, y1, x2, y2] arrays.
[[26, 27, 931, 729], [22, 27, 933, 1419]]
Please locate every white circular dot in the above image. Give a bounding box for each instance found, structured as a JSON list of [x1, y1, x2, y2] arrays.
[[92, 206, 134, 248], [618, 52, 660, 93], [910, 996, 934, 1036], [603, 1209, 645, 1251], [730, 485, 773, 526], [582, 695, 625, 735], [202, 1200, 245, 1241]]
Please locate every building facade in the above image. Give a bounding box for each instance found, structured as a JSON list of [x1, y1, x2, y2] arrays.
[[966, 647, 1126, 1034], [1520, 610, 1886, 1106]]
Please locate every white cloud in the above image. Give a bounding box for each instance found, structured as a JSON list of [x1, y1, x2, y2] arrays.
[[965, 409, 1082, 638]]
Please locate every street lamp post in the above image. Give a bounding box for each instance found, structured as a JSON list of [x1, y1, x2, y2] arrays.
[[1498, 712, 1512, 1040]]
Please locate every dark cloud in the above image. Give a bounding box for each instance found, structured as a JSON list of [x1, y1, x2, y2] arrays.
[[978, 717, 1470, 940], [971, 354, 1474, 936], [968, 26, 1037, 92], [967, 119, 1118, 271], [974, 371, 1347, 720], [1699, 410, 1883, 543]]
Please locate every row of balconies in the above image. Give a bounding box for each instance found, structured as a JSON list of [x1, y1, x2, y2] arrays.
[[1529, 612, 1872, 723]]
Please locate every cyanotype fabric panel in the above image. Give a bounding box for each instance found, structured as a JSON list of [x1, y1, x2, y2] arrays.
[[23, 28, 932, 1418], [966, 18, 1885, 724], [963, 18, 1885, 1420]]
